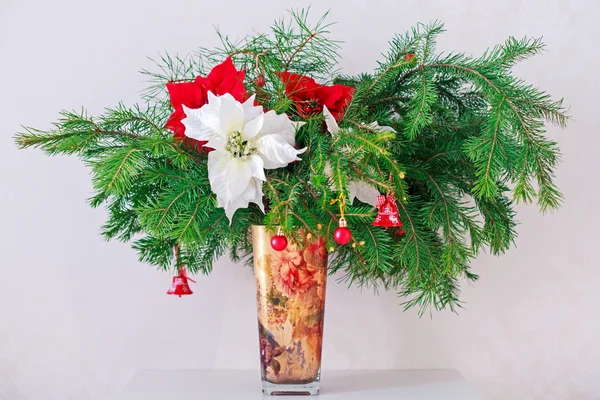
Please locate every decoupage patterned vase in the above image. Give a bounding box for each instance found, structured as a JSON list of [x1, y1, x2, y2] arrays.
[[251, 225, 328, 396]]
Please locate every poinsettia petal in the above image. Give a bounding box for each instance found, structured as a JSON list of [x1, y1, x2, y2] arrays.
[[173, 126, 208, 152], [247, 178, 265, 213], [279, 72, 354, 120], [217, 71, 247, 101], [279, 72, 319, 99], [209, 57, 234, 82], [209, 153, 260, 223], [323, 105, 339, 135], [166, 81, 205, 110], [217, 93, 245, 134], [204, 137, 226, 153], [260, 110, 297, 145], [256, 134, 306, 169], [197, 57, 248, 103], [224, 199, 245, 222], [290, 121, 306, 130], [247, 154, 266, 181], [363, 121, 396, 133], [165, 81, 207, 141], [223, 187, 250, 222], [316, 84, 354, 120], [348, 180, 380, 207], [241, 95, 263, 123], [208, 151, 232, 207], [225, 157, 252, 200], [242, 114, 264, 141], [223, 178, 264, 222], [181, 104, 220, 142], [234, 69, 247, 100], [166, 108, 186, 135]]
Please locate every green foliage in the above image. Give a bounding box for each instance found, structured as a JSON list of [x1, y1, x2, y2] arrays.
[[15, 10, 568, 315]]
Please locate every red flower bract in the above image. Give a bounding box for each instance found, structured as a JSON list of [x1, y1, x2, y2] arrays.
[[279, 72, 354, 121], [195, 56, 247, 100], [165, 57, 247, 150]]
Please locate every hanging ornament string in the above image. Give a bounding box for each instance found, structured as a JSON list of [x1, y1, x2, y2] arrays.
[[330, 192, 347, 219], [232, 49, 268, 87], [331, 193, 352, 245], [255, 49, 268, 87], [175, 245, 196, 283], [177, 267, 196, 284]]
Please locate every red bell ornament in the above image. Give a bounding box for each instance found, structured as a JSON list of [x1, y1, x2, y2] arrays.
[[255, 75, 266, 87], [372, 193, 403, 229], [334, 218, 352, 245], [167, 267, 196, 297]]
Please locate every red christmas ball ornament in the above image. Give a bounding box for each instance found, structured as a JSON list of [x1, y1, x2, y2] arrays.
[[333, 218, 352, 245], [271, 235, 287, 251], [270, 228, 287, 251], [334, 227, 352, 245], [255, 75, 266, 87]]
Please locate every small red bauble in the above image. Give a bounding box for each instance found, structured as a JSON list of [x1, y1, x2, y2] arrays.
[[255, 75, 266, 87], [333, 218, 353, 245], [334, 227, 352, 245], [334, 218, 352, 245], [271, 234, 288, 251]]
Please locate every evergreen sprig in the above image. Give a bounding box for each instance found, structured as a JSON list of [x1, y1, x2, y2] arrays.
[[15, 10, 568, 315]]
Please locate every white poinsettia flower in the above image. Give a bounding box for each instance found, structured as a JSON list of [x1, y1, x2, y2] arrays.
[[323, 106, 381, 207], [347, 180, 381, 206], [182, 92, 306, 222]]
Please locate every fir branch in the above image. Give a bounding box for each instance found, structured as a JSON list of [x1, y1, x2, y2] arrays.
[[179, 202, 201, 241], [108, 148, 143, 189], [283, 31, 317, 70]]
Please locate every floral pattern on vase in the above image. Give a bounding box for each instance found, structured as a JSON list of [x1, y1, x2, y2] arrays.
[[252, 226, 328, 387]]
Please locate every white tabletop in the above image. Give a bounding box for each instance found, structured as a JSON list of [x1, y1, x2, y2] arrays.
[[119, 369, 481, 399]]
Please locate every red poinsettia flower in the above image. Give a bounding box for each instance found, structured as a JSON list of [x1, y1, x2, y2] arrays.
[[279, 72, 354, 121], [195, 57, 247, 100], [165, 57, 247, 150]]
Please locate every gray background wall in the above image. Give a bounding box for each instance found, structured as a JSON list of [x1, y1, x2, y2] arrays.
[[1, 0, 598, 398]]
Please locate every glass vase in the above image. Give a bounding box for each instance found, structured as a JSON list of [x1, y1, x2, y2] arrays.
[[251, 225, 328, 396]]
